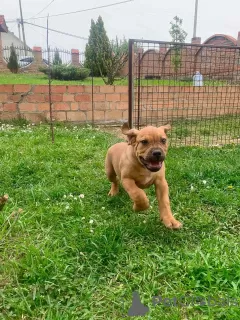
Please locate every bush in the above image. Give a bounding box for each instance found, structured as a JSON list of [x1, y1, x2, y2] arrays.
[[7, 44, 19, 73], [39, 65, 90, 81]]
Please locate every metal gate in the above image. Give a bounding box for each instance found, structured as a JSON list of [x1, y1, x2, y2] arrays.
[[128, 39, 240, 146]]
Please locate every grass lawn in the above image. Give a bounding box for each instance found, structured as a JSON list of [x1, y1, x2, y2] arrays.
[[0, 73, 227, 86], [0, 122, 240, 319]]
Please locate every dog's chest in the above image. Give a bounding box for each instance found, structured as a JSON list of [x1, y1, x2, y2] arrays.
[[135, 174, 155, 189]]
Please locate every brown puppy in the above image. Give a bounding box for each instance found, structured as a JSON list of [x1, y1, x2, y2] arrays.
[[105, 123, 182, 229]]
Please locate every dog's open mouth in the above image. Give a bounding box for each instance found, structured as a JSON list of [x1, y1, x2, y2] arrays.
[[139, 157, 163, 172]]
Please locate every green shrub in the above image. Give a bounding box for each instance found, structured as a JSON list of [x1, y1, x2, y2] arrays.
[[7, 44, 19, 73], [39, 65, 90, 81]]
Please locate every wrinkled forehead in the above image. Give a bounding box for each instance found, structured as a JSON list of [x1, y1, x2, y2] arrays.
[[137, 126, 167, 140]]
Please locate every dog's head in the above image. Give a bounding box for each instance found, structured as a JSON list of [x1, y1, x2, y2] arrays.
[[122, 123, 171, 172]]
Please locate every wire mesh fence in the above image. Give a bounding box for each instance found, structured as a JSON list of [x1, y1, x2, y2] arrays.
[[128, 39, 240, 146]]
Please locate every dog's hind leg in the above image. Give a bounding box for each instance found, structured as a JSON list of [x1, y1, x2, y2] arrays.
[[105, 155, 119, 196]]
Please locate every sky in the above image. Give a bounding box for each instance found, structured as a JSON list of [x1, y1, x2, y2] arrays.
[[1, 0, 240, 52]]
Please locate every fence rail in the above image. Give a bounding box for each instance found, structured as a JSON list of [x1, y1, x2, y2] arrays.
[[42, 47, 72, 66], [128, 39, 240, 146], [1, 46, 85, 69], [3, 46, 34, 68]]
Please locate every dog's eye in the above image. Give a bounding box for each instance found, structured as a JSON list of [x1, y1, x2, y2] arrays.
[[161, 138, 167, 144], [141, 140, 148, 145]]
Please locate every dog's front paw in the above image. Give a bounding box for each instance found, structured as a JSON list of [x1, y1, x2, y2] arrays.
[[133, 201, 149, 212], [108, 183, 119, 196], [162, 216, 182, 229]]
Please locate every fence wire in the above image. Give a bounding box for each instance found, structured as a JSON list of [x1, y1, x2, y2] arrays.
[[128, 39, 240, 146]]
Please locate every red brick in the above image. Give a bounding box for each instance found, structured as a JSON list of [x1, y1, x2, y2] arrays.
[[51, 86, 66, 94], [37, 103, 50, 112], [22, 113, 44, 123], [50, 94, 63, 102], [0, 112, 19, 120], [0, 85, 13, 93], [3, 103, 17, 112], [86, 110, 105, 121], [86, 111, 93, 121], [14, 84, 31, 93], [105, 110, 123, 121], [7, 94, 22, 102], [0, 94, 8, 102], [71, 103, 79, 111], [63, 94, 75, 102], [84, 86, 100, 93], [112, 102, 128, 110], [93, 94, 105, 102], [122, 110, 128, 120], [94, 102, 109, 110], [106, 93, 121, 102], [0, 103, 3, 112], [115, 86, 128, 93], [99, 86, 115, 93], [46, 111, 66, 121], [53, 102, 70, 111], [19, 103, 36, 112], [120, 93, 128, 102], [79, 103, 92, 111], [33, 85, 49, 93], [27, 94, 46, 103], [75, 94, 91, 102], [68, 85, 84, 93], [67, 111, 86, 122]]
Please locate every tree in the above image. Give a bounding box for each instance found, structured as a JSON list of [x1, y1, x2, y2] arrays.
[[7, 44, 19, 73], [97, 36, 128, 85], [85, 16, 129, 84], [169, 16, 187, 74], [85, 16, 110, 76], [53, 49, 62, 65]]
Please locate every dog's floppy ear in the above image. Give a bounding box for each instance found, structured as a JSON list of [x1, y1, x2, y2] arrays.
[[160, 124, 171, 133], [121, 123, 139, 145]]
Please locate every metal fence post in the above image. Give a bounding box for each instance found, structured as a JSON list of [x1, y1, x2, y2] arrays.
[[128, 39, 134, 128]]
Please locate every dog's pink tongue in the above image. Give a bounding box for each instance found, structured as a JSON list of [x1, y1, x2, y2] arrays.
[[150, 161, 162, 168]]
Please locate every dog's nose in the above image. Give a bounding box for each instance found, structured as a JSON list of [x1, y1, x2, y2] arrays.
[[152, 150, 162, 157]]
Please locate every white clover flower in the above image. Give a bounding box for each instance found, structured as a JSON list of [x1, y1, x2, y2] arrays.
[[63, 195, 67, 199], [90, 229, 94, 233], [79, 194, 84, 199], [89, 220, 94, 224], [202, 180, 207, 185]]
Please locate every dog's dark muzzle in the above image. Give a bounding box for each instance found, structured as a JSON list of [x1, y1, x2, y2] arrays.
[[139, 149, 165, 172]]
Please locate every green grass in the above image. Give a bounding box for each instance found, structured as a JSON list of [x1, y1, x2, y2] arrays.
[[0, 73, 227, 86], [0, 122, 240, 319], [0, 73, 109, 85]]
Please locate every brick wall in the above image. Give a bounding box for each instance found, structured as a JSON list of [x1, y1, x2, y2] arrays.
[[0, 84, 239, 124], [135, 86, 240, 126], [0, 84, 128, 124]]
